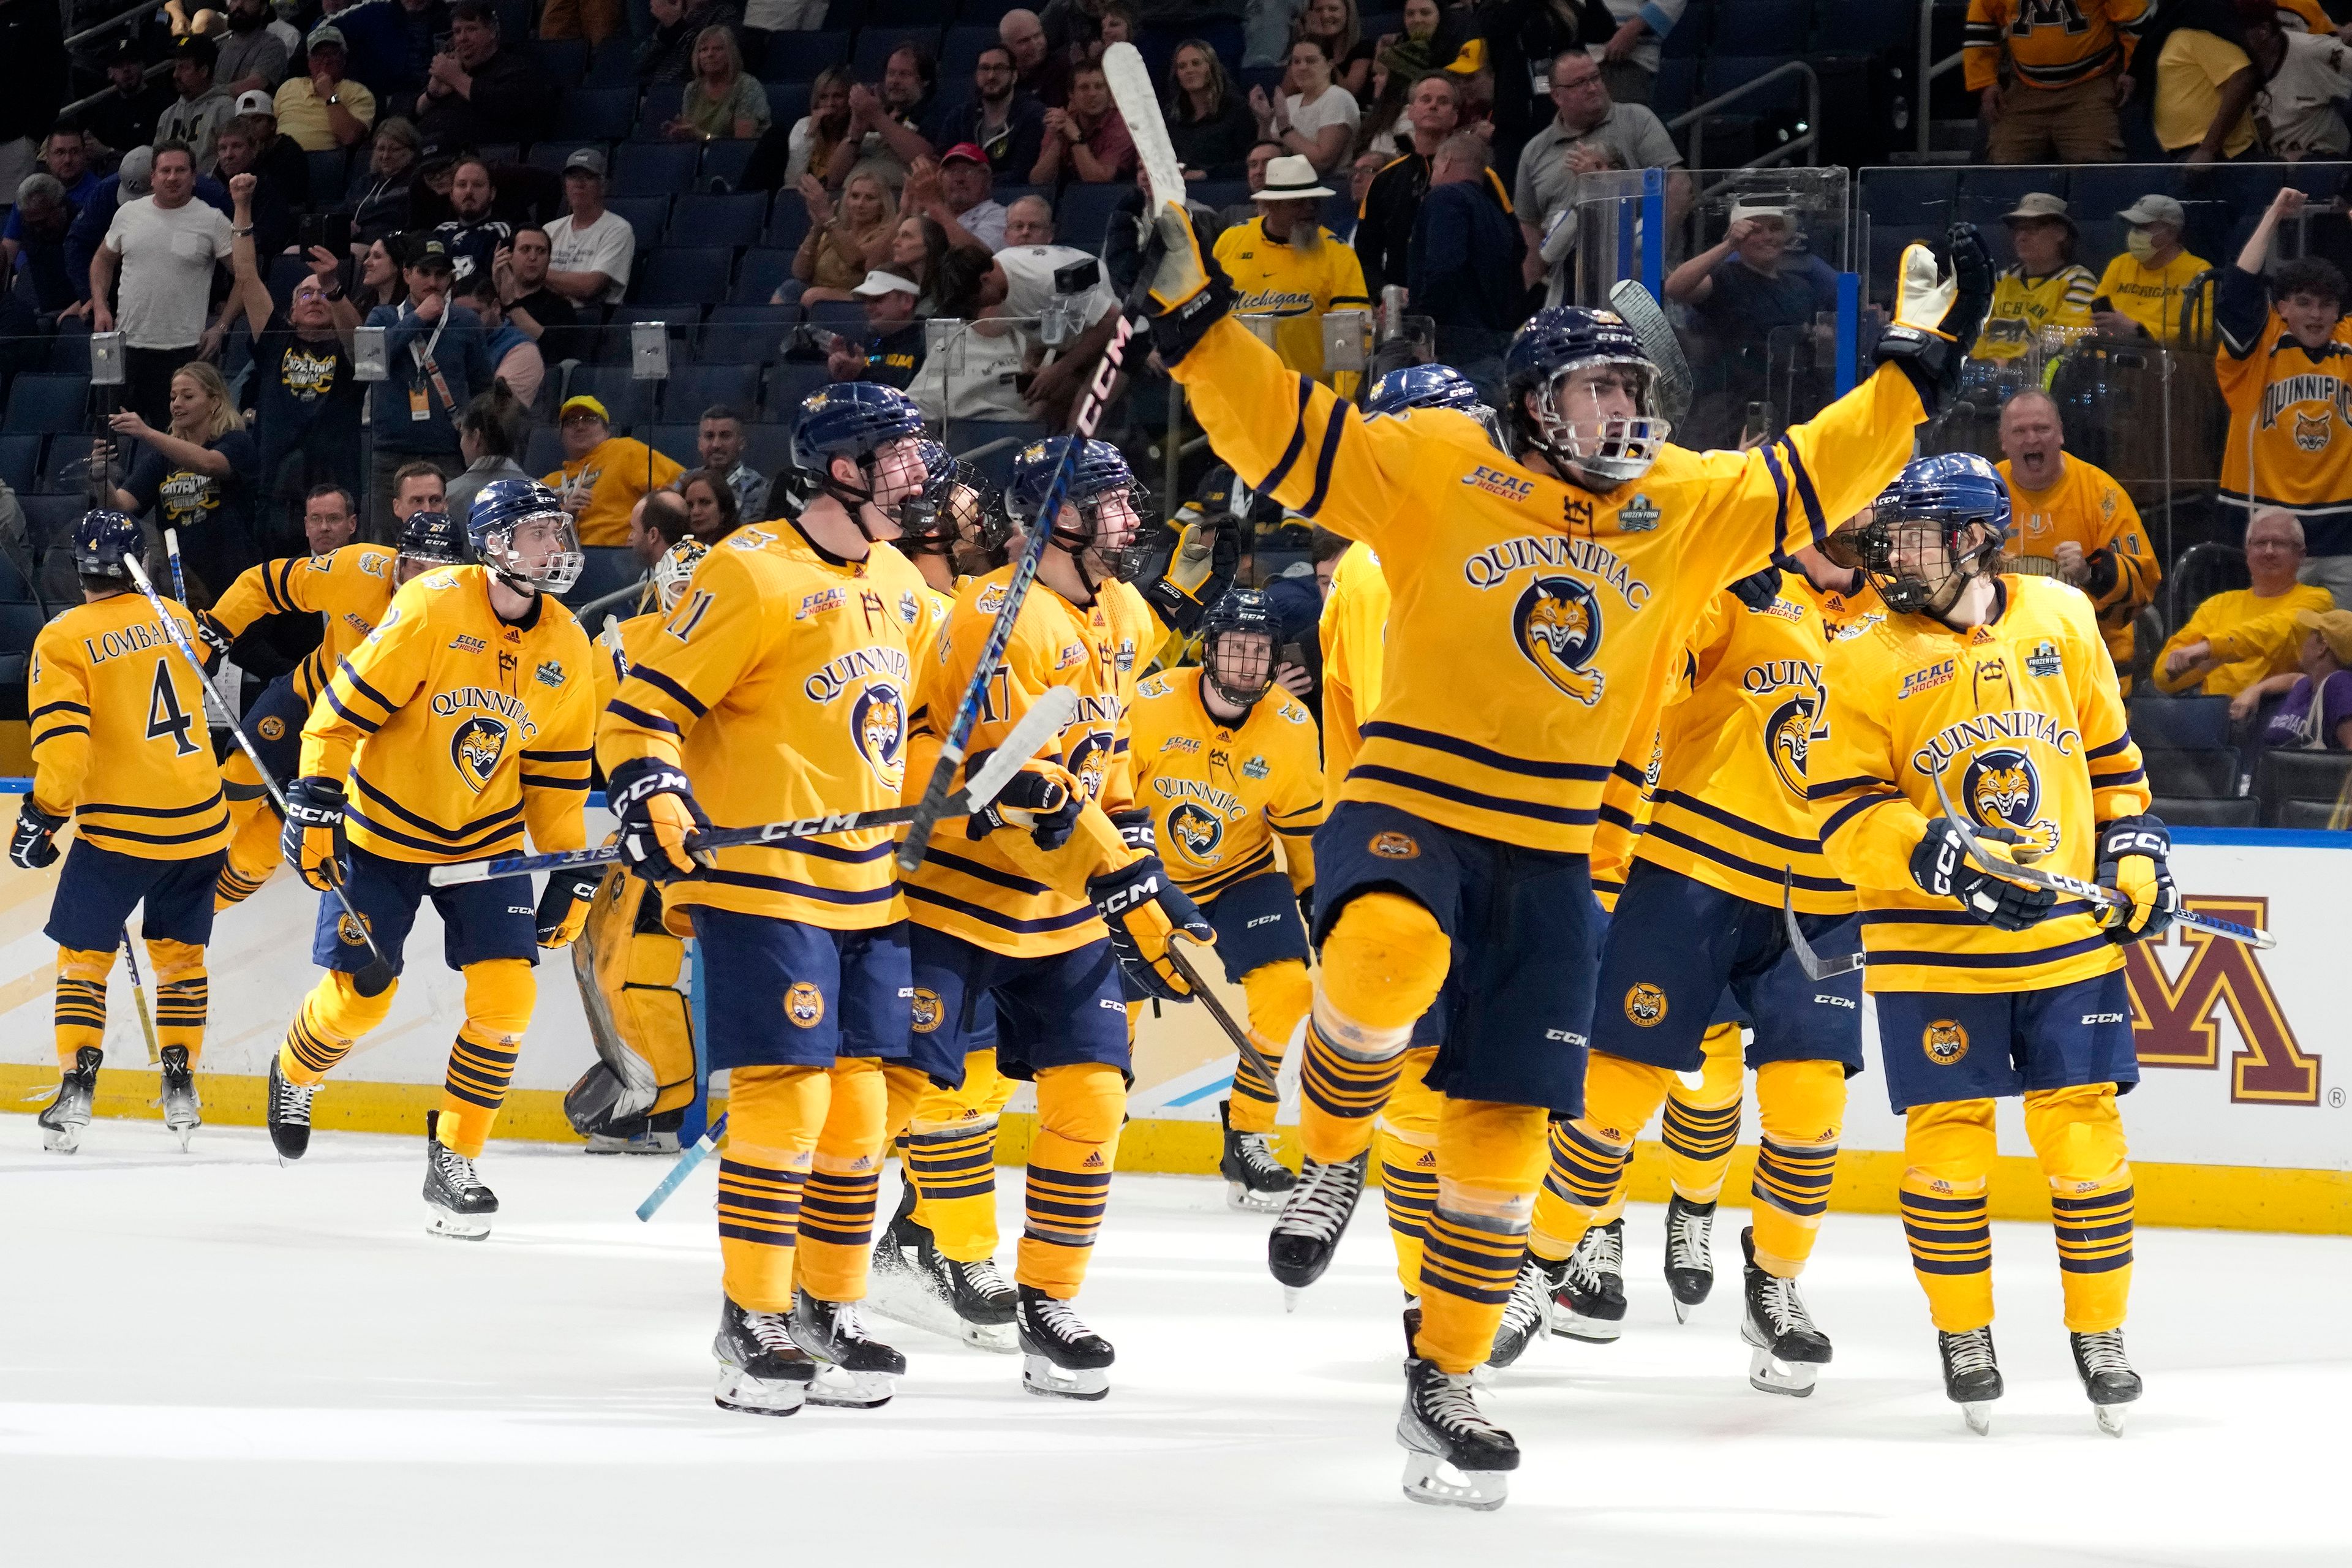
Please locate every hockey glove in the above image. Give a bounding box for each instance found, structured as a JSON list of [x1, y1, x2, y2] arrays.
[[1088, 853, 1213, 1002], [535, 865, 602, 949], [608, 757, 713, 885], [1908, 819, 2057, 932], [194, 611, 234, 668], [1129, 205, 1234, 366], [1729, 564, 1785, 613], [9, 800, 64, 870], [1295, 882, 1314, 935], [1111, 808, 1157, 856], [2094, 815, 2179, 946], [282, 776, 349, 892], [967, 761, 1080, 851], [1139, 514, 1240, 635], [1871, 223, 1992, 417]]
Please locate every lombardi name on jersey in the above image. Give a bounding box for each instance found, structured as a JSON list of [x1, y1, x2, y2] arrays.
[[79, 617, 185, 665]]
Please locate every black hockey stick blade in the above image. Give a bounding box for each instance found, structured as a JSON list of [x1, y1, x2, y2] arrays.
[[1782, 870, 1864, 981], [1162, 935, 1282, 1091]]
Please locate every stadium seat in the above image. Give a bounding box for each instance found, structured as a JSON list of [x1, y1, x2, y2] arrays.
[[525, 423, 565, 477], [941, 24, 998, 77], [1712, 0, 1807, 55], [644, 421, 701, 467], [761, 361, 834, 418], [2128, 695, 2232, 752], [40, 434, 103, 494], [560, 546, 644, 615], [669, 191, 770, 248], [741, 422, 794, 477], [46, 332, 90, 377], [1652, 58, 1698, 119], [766, 83, 812, 130], [1697, 55, 1806, 121], [0, 601, 43, 652], [2154, 796, 2260, 828], [4, 374, 89, 435], [586, 42, 639, 88], [760, 30, 851, 83], [560, 366, 657, 430], [556, 88, 636, 143], [805, 300, 865, 328], [2142, 747, 2242, 801], [701, 303, 799, 360], [766, 195, 813, 249], [732, 246, 796, 305], [638, 81, 687, 137], [1662, 0, 1711, 57], [305, 149, 350, 202], [19, 494, 84, 556], [660, 363, 761, 421], [1861, 167, 1956, 227], [0, 434, 36, 494], [1954, 166, 2066, 230], [0, 549, 32, 605], [954, 0, 1021, 22], [605, 195, 673, 257], [701, 138, 756, 190], [598, 306, 703, 363], [532, 36, 590, 85], [1811, 0, 1915, 53], [1055, 183, 1128, 252], [852, 26, 944, 79], [951, 421, 1047, 487], [2256, 749, 2352, 827], [614, 141, 698, 197], [637, 246, 735, 307]]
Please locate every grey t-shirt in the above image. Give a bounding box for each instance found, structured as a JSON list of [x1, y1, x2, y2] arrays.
[[1511, 101, 1684, 235], [216, 27, 290, 91], [104, 195, 233, 350]]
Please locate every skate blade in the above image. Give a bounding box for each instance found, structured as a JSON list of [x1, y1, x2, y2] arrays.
[[1226, 1181, 1286, 1213], [1550, 1312, 1622, 1343], [424, 1203, 492, 1241], [1747, 1347, 1819, 1398], [1962, 1401, 1992, 1436], [1398, 1449, 1509, 1512], [960, 1319, 1018, 1354], [40, 1125, 84, 1155], [714, 1366, 807, 1417], [1021, 1354, 1109, 1400], [1281, 1286, 1303, 1314], [2095, 1403, 2127, 1437], [804, 1365, 897, 1409], [865, 1267, 1017, 1352], [1673, 1299, 1692, 1324], [173, 1126, 194, 1153]]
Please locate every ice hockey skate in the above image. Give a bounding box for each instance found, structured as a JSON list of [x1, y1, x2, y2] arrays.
[[1218, 1098, 1294, 1212], [1483, 1255, 1555, 1374], [1550, 1218, 1627, 1342], [265, 1055, 316, 1164], [712, 1297, 815, 1416], [422, 1109, 498, 1240], [791, 1289, 905, 1408], [37, 1046, 101, 1155], [157, 1046, 199, 1152], [1664, 1194, 1717, 1322], [1939, 1327, 2003, 1435], [868, 1182, 1018, 1352], [1397, 1357, 1517, 1510], [1739, 1227, 1830, 1396], [2071, 1329, 2141, 1436], [1016, 1284, 1114, 1400], [1267, 1148, 1368, 1305]]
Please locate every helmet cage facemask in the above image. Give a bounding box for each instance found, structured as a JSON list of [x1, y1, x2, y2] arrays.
[[481, 507, 583, 597], [1052, 481, 1149, 584], [816, 437, 929, 540], [1526, 355, 1671, 488], [1204, 626, 1276, 710], [1856, 511, 1997, 617]]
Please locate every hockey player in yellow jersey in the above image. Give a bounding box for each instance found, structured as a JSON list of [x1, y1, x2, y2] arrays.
[[1131, 194, 1989, 1501], [898, 434, 1213, 1400], [1130, 589, 1324, 1210], [14, 510, 228, 1154], [1496, 548, 1880, 1398], [1812, 453, 2166, 1438], [200, 511, 475, 910], [266, 486, 595, 1242], [601, 382, 942, 1417], [562, 537, 709, 1156]]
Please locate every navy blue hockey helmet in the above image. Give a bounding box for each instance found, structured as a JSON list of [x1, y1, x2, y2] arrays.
[[1855, 452, 2010, 616], [903, 440, 1005, 560], [395, 508, 472, 579], [1502, 305, 1670, 488], [1364, 363, 1504, 450], [1009, 437, 1145, 576], [469, 478, 584, 597], [1200, 587, 1280, 709], [72, 508, 143, 580], [784, 381, 930, 527]]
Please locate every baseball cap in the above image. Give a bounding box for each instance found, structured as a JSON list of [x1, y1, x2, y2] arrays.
[[2119, 194, 2186, 228], [559, 394, 611, 422], [2296, 607, 2352, 663], [117, 145, 154, 197], [2002, 192, 2075, 229], [852, 270, 921, 297], [307, 23, 347, 49], [564, 146, 608, 178], [1728, 199, 1792, 227], [235, 89, 275, 117], [173, 34, 218, 69], [401, 233, 454, 270], [941, 141, 989, 167]]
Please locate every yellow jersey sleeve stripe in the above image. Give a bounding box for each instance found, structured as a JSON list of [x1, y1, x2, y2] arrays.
[[524, 745, 594, 762], [1348, 761, 1599, 827], [1362, 719, 1616, 782], [521, 772, 592, 791], [29, 699, 89, 721], [1653, 788, 1828, 858], [1762, 438, 1831, 557], [1301, 396, 1351, 518], [1184, 848, 1278, 900], [29, 724, 88, 749], [920, 845, 1055, 897], [1816, 787, 1904, 841], [700, 866, 899, 907], [323, 685, 385, 734], [633, 664, 710, 718], [1643, 820, 1848, 894], [1251, 376, 1319, 499], [606, 697, 680, 736], [904, 882, 1104, 936]]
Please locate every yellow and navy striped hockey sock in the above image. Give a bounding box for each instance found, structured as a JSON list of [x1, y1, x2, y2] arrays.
[[2026, 1084, 2135, 1333], [439, 1028, 521, 1158], [797, 1058, 887, 1303], [1229, 958, 1310, 1136], [53, 947, 112, 1070], [1748, 1058, 1845, 1275], [1529, 1050, 1673, 1262], [905, 1119, 1001, 1261], [1414, 1098, 1549, 1374], [1016, 1062, 1124, 1298], [718, 1065, 826, 1313], [1901, 1099, 1997, 1333], [212, 800, 280, 910], [1299, 893, 1450, 1164], [1661, 1022, 1747, 1202], [1376, 1044, 1446, 1291], [1297, 1017, 1410, 1162], [144, 940, 208, 1065]]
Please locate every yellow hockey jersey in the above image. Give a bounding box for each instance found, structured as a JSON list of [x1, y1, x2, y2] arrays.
[[902, 565, 1160, 959], [2217, 307, 2352, 523], [209, 543, 399, 706], [598, 522, 933, 931], [1212, 217, 1371, 396], [1318, 540, 1389, 815], [1624, 575, 1876, 918], [1169, 314, 1927, 858], [2150, 582, 2337, 695], [1966, 0, 2147, 91], [588, 609, 660, 718], [1999, 454, 2160, 675], [1974, 264, 2096, 363], [28, 591, 227, 859], [1129, 665, 1324, 902], [304, 566, 594, 865], [1807, 575, 2150, 993]]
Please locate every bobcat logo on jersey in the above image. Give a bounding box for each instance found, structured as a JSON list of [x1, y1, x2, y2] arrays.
[[1624, 982, 1668, 1027], [1369, 829, 1420, 859], [336, 910, 373, 948], [2296, 410, 2331, 453], [1962, 746, 2062, 858], [258, 715, 285, 741], [1924, 1019, 1970, 1066], [910, 987, 943, 1034], [785, 982, 825, 1027], [1068, 729, 1114, 802], [851, 682, 907, 790], [450, 715, 509, 793], [1766, 693, 1822, 796], [1514, 576, 1606, 706], [1167, 801, 1225, 867]]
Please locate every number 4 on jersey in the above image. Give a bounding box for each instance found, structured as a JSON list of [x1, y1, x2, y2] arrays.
[[147, 659, 200, 757]]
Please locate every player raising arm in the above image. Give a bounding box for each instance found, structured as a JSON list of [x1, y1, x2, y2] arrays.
[[1810, 453, 2166, 1438], [1125, 198, 1988, 1506]]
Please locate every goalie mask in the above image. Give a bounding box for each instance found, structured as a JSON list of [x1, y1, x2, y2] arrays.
[[1853, 452, 2008, 618], [1503, 306, 1672, 489], [1200, 589, 1280, 710], [467, 480, 583, 597], [1365, 363, 1505, 451], [783, 381, 931, 538], [1009, 436, 1147, 587], [649, 536, 708, 613]]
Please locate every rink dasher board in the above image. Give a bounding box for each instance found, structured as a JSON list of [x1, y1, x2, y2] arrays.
[[0, 816, 2343, 1229]]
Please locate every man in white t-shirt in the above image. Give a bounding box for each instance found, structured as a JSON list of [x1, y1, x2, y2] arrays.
[[2244, 8, 2352, 159], [89, 141, 233, 430], [545, 148, 635, 306]]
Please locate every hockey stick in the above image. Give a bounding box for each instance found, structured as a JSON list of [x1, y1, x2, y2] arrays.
[[437, 686, 1083, 888], [123, 557, 398, 992], [1161, 935, 1280, 1091], [1607, 279, 1694, 425], [120, 927, 163, 1065], [1926, 762, 2274, 949], [635, 1110, 724, 1222], [1781, 870, 1865, 981], [895, 40, 1172, 877]]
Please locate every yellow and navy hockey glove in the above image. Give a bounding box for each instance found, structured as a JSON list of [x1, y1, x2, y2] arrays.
[[1133, 205, 1234, 366], [1088, 853, 1213, 1001], [608, 758, 713, 885], [535, 865, 601, 949], [9, 799, 63, 870], [2094, 815, 2179, 946], [281, 776, 348, 892], [1909, 819, 2056, 932], [1872, 223, 1992, 415], [968, 760, 1080, 851], [1140, 514, 1241, 635]]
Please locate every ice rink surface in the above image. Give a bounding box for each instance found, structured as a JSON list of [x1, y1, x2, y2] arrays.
[[2, 1119, 2345, 1567]]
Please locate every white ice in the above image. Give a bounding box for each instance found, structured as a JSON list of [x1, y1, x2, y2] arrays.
[[2, 1118, 2345, 1567]]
